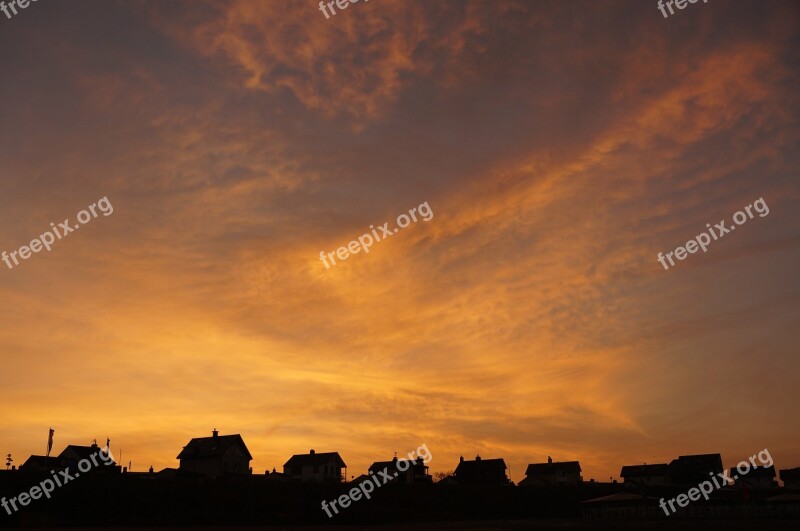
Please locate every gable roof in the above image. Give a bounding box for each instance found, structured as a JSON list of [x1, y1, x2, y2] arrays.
[[667, 454, 723, 484], [669, 453, 723, 470], [619, 455, 724, 482], [177, 434, 252, 461], [58, 445, 115, 464], [526, 461, 581, 476], [370, 460, 397, 470], [21, 455, 61, 468], [454, 457, 508, 480], [283, 451, 346, 468], [369, 457, 426, 472]]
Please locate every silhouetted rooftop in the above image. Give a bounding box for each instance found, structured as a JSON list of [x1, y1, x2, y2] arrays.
[[20, 455, 61, 469], [454, 456, 510, 484], [667, 453, 723, 484], [177, 434, 252, 460], [59, 445, 115, 464], [526, 461, 581, 475], [743, 465, 776, 478], [283, 450, 345, 468], [369, 457, 425, 471]]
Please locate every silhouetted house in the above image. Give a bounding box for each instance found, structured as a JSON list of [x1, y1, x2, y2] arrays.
[[177, 429, 252, 478], [520, 456, 582, 486], [58, 443, 118, 474], [781, 468, 800, 489], [283, 449, 346, 483], [265, 467, 289, 481], [668, 454, 723, 486], [368, 456, 432, 484], [620, 464, 670, 488], [453, 455, 511, 485], [734, 465, 778, 490], [20, 455, 62, 473]]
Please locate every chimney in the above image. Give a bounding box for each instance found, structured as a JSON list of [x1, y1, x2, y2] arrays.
[[548, 456, 552, 464], [476, 455, 481, 461], [310, 449, 315, 455], [459, 455, 464, 463], [212, 429, 218, 439]]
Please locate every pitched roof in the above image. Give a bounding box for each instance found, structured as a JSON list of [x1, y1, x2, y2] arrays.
[[370, 460, 396, 470], [21, 455, 60, 468], [58, 445, 115, 464], [668, 454, 723, 482], [454, 457, 509, 483], [369, 457, 425, 472], [283, 451, 346, 468], [669, 453, 723, 470], [176, 434, 252, 460], [526, 461, 581, 476], [620, 464, 670, 477]]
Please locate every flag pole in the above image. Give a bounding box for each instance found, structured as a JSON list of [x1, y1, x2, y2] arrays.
[[45, 427, 54, 470]]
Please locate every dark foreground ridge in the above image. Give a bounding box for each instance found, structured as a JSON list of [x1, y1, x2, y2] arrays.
[[0, 471, 799, 528]]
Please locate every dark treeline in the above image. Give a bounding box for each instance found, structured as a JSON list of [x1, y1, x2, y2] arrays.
[[0, 471, 797, 528]]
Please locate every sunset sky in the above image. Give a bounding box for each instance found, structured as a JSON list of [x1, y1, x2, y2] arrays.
[[1, 0, 798, 483]]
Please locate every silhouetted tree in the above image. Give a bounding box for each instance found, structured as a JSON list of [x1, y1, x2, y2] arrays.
[[432, 470, 453, 482]]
